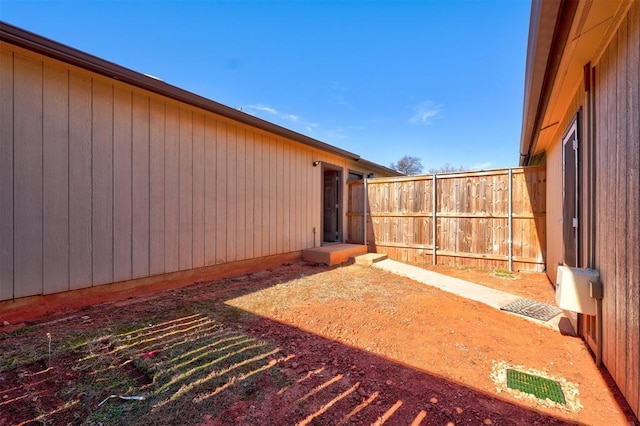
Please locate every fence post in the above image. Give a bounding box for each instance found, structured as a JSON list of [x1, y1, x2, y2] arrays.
[[363, 178, 368, 249], [508, 168, 513, 272], [432, 174, 437, 265]]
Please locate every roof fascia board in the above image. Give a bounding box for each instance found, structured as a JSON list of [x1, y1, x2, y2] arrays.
[[519, 0, 579, 166], [0, 21, 362, 162]]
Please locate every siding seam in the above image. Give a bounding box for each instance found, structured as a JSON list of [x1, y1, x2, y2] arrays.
[[163, 101, 166, 273], [130, 90, 134, 279], [147, 96, 151, 277], [40, 59, 44, 295], [191, 111, 194, 268], [111, 84, 114, 284], [89, 77, 94, 286], [67, 68, 71, 291], [11, 51, 15, 299]]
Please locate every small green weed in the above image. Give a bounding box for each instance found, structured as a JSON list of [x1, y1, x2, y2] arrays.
[[491, 268, 519, 280]]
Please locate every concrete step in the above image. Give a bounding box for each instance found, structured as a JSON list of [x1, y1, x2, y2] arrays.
[[352, 253, 388, 266], [302, 244, 368, 266]]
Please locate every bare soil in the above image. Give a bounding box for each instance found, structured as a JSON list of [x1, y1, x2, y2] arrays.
[[408, 263, 558, 305], [1, 262, 638, 425]]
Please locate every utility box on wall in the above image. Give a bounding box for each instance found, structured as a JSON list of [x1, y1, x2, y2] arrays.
[[555, 265, 600, 315]]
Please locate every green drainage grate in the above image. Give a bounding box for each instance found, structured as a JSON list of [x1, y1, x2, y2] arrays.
[[506, 369, 566, 404]]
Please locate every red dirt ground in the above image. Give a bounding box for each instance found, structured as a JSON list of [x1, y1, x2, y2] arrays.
[[1, 262, 638, 425]]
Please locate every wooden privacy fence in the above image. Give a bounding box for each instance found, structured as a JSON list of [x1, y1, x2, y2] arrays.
[[347, 166, 546, 272]]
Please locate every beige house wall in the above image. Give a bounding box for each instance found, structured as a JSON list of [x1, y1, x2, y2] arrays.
[[544, 138, 562, 284], [0, 42, 384, 301]]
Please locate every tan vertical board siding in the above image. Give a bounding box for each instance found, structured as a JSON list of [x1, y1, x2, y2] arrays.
[[293, 142, 304, 240], [298, 144, 305, 247], [13, 53, 43, 297], [68, 71, 92, 290], [2, 42, 397, 302], [215, 121, 227, 264], [192, 112, 205, 269], [131, 92, 150, 279], [42, 62, 70, 294], [625, 1, 640, 413], [0, 48, 13, 300], [235, 126, 246, 260], [283, 140, 291, 252], [203, 116, 217, 266], [313, 153, 321, 246], [226, 124, 237, 262], [245, 129, 255, 259], [293, 144, 301, 250], [292, 143, 300, 248], [179, 108, 193, 271], [260, 133, 270, 256], [163, 102, 179, 273], [254, 133, 264, 256], [149, 98, 165, 275], [268, 136, 277, 254], [301, 144, 310, 248], [113, 86, 133, 283], [91, 78, 114, 286], [253, 132, 263, 258], [276, 138, 284, 253], [248, 131, 264, 247]]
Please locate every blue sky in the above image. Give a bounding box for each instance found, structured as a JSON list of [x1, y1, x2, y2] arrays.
[[1, 0, 531, 172]]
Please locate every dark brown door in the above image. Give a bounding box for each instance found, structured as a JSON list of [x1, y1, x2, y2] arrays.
[[323, 169, 340, 242], [562, 117, 579, 267]]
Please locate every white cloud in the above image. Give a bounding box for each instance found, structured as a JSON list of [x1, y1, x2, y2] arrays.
[[410, 101, 443, 125], [243, 104, 302, 123], [242, 104, 317, 134], [245, 105, 278, 116]]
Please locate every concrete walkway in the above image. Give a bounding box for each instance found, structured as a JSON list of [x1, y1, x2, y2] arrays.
[[372, 258, 569, 332]]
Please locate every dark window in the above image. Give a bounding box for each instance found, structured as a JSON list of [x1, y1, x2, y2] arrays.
[[348, 170, 364, 181]]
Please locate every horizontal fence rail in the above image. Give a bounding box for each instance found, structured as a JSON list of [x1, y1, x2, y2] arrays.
[[347, 166, 546, 272]]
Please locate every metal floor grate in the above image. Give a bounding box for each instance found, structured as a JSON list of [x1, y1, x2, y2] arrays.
[[500, 298, 562, 322], [506, 369, 566, 404]]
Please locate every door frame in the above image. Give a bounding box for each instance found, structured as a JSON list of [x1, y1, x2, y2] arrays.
[[321, 163, 343, 244]]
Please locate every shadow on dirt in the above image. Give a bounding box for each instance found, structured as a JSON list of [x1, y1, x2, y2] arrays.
[[0, 262, 632, 425]]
